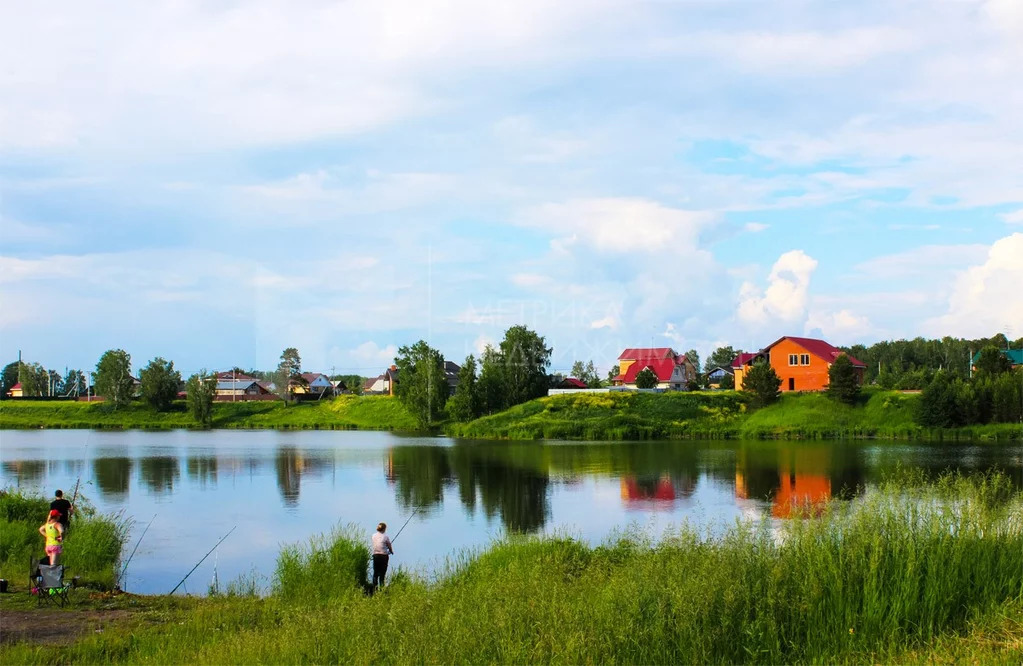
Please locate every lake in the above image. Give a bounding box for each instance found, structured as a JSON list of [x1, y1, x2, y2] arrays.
[[1, 429, 1020, 595]]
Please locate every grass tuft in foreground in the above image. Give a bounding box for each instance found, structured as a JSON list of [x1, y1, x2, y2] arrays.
[[3, 472, 1021, 664]]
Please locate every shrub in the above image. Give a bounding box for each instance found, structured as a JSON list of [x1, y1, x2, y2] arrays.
[[742, 361, 781, 408]]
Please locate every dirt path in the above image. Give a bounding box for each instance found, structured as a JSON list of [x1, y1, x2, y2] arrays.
[[0, 608, 132, 646]]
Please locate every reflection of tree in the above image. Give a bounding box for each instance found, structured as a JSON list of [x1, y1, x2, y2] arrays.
[[187, 455, 218, 488], [275, 447, 301, 507], [389, 447, 453, 510], [1, 460, 45, 486], [139, 456, 179, 495], [389, 445, 550, 533], [93, 457, 132, 498]]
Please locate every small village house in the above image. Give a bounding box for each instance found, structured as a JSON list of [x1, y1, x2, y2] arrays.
[[733, 336, 865, 392], [971, 348, 1022, 372], [705, 365, 734, 389], [556, 377, 589, 389], [612, 348, 697, 390], [6, 382, 23, 398], [294, 372, 333, 396], [363, 365, 399, 395]]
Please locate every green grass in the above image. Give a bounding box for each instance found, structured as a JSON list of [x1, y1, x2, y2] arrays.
[[1, 472, 1020, 664], [0, 490, 127, 590], [0, 395, 420, 431], [448, 388, 1023, 441]]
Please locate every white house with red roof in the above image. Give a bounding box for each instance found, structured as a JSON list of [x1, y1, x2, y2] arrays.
[[612, 347, 697, 390]]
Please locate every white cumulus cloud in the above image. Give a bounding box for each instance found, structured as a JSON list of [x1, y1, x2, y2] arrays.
[[737, 250, 819, 326]]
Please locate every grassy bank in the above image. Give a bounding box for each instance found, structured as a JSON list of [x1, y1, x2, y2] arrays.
[[448, 389, 1023, 441], [2, 473, 1021, 664], [0, 491, 127, 591], [0, 395, 420, 431]]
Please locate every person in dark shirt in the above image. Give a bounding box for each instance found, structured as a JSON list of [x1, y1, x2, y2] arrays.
[[50, 489, 72, 529]]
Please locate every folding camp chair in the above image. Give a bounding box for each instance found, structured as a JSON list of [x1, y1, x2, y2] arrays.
[[34, 564, 71, 607]]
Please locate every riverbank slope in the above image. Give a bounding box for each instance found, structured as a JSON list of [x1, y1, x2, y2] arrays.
[[448, 389, 1022, 441], [2, 390, 1019, 440]]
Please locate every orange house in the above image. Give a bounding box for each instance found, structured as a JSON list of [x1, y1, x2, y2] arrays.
[[734, 336, 865, 392]]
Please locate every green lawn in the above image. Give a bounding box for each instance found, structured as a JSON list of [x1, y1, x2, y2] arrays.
[[0, 395, 420, 431]]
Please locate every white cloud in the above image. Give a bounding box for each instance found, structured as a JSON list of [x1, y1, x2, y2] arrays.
[[805, 309, 873, 342], [348, 341, 398, 367], [737, 250, 818, 326], [1001, 208, 1023, 225], [517, 198, 717, 254], [853, 244, 988, 280], [925, 233, 1023, 338], [744, 222, 768, 233]]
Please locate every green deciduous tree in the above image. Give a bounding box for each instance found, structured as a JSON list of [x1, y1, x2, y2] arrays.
[[708, 346, 737, 372], [685, 349, 701, 375], [95, 349, 134, 409], [186, 370, 216, 427], [477, 345, 504, 415], [394, 340, 449, 427], [497, 325, 553, 408], [139, 357, 182, 411], [635, 367, 658, 389], [1, 361, 18, 399], [570, 360, 601, 387], [992, 370, 1022, 423], [742, 361, 781, 408], [826, 354, 860, 405], [606, 364, 620, 385], [719, 373, 735, 390], [18, 362, 48, 396], [447, 355, 482, 423], [63, 369, 86, 397], [974, 345, 1012, 376]]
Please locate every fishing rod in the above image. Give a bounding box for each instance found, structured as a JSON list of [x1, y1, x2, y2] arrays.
[[391, 506, 421, 543], [169, 526, 236, 595], [118, 513, 156, 588]]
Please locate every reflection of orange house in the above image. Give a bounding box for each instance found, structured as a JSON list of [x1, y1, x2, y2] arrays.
[[734, 336, 865, 392], [772, 470, 830, 518], [620, 476, 676, 505]]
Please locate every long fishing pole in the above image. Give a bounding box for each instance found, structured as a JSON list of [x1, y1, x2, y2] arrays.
[[169, 526, 236, 595], [391, 507, 420, 543], [118, 513, 156, 587]]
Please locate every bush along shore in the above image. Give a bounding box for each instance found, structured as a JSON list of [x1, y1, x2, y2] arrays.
[[1, 472, 1021, 664], [1, 389, 1020, 440], [0, 490, 127, 592]]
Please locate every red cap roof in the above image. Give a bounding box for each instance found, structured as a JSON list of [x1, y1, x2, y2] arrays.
[[621, 358, 681, 383], [561, 377, 588, 388], [772, 336, 866, 367], [618, 347, 675, 361], [731, 353, 757, 368]]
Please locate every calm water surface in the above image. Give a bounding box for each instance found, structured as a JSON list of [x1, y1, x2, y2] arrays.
[[1, 430, 1020, 594]]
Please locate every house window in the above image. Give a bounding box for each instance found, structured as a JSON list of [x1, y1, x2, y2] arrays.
[[800, 354, 810, 365], [788, 354, 798, 366]]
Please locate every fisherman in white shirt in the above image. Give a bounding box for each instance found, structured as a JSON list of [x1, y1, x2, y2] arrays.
[[371, 522, 394, 590]]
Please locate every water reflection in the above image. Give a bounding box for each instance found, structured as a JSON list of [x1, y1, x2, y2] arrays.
[[139, 456, 179, 495], [93, 457, 132, 498], [735, 444, 866, 517], [187, 455, 218, 488], [275, 447, 302, 507], [1, 460, 45, 486]]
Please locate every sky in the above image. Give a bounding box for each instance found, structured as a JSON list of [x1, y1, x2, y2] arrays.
[[1, 0, 1022, 379]]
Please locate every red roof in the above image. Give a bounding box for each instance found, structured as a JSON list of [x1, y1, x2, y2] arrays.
[[621, 358, 681, 383], [10, 382, 21, 390], [731, 353, 757, 368], [762, 336, 866, 367], [618, 347, 675, 361], [560, 377, 588, 388]]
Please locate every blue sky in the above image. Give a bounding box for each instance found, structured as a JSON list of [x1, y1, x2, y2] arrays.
[[1, 0, 1021, 378]]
